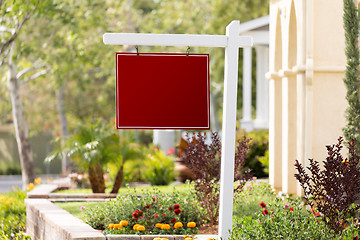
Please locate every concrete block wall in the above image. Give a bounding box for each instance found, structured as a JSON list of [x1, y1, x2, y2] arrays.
[[25, 199, 106, 240]]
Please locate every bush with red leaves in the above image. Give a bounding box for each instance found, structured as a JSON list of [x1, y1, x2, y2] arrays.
[[295, 137, 360, 234], [180, 132, 252, 224]]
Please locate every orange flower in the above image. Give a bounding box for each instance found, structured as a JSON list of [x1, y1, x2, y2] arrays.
[[133, 224, 140, 230], [5, 198, 13, 207], [28, 183, 35, 191], [187, 222, 196, 228], [34, 177, 42, 185], [120, 220, 128, 226], [108, 223, 114, 229], [161, 224, 170, 230], [114, 224, 122, 229], [137, 225, 145, 231], [174, 222, 183, 229], [155, 223, 163, 228]]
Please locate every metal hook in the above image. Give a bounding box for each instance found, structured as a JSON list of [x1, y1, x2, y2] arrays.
[[135, 46, 139, 56], [186, 46, 190, 57]]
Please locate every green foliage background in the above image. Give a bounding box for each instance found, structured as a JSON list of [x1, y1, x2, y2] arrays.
[[0, 0, 269, 136]]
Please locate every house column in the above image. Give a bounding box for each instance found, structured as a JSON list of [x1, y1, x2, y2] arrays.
[[254, 45, 269, 129], [153, 130, 175, 152], [241, 47, 253, 132]]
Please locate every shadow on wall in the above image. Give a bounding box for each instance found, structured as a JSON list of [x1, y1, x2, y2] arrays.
[[0, 124, 61, 175]]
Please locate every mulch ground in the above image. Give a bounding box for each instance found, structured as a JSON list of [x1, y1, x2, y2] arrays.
[[198, 223, 218, 235]]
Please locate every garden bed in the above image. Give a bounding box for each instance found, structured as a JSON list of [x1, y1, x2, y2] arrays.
[[25, 184, 218, 240]]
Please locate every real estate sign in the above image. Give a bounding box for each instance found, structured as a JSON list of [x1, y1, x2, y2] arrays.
[[115, 52, 210, 129]]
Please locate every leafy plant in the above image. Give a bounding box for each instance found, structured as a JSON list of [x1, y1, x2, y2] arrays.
[[144, 149, 175, 186], [343, 0, 360, 152], [231, 198, 338, 240], [295, 137, 360, 234], [83, 185, 204, 234], [180, 132, 252, 224], [233, 181, 276, 219], [0, 188, 30, 240], [238, 130, 269, 178], [46, 121, 143, 193]]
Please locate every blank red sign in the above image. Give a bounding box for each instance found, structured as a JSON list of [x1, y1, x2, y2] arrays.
[[116, 52, 210, 129]]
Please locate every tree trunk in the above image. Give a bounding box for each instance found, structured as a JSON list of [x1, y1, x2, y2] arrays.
[[88, 162, 105, 193], [7, 45, 35, 189], [88, 165, 100, 193], [111, 165, 124, 194], [56, 85, 70, 175], [95, 161, 105, 193]]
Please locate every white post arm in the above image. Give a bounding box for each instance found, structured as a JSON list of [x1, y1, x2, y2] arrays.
[[103, 33, 252, 48]]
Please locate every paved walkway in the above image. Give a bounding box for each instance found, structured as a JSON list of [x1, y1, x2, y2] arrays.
[[0, 174, 61, 193]]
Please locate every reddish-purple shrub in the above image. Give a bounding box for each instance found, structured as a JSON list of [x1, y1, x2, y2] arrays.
[[180, 132, 252, 224], [295, 137, 360, 233]]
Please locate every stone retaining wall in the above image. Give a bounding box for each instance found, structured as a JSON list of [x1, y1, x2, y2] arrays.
[[25, 199, 106, 240], [25, 184, 218, 240]]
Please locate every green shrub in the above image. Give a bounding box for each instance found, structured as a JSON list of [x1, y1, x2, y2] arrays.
[[238, 130, 269, 178], [144, 150, 175, 186], [233, 181, 276, 219], [231, 197, 360, 239], [84, 185, 204, 234], [122, 159, 147, 184], [0, 189, 30, 239]]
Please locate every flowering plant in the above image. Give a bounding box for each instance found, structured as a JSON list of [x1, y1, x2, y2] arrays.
[[86, 186, 203, 235], [230, 198, 360, 239]]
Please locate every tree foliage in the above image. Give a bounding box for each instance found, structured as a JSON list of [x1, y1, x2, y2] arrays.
[[343, 0, 360, 151]]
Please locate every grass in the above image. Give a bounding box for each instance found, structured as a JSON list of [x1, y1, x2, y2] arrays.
[[56, 180, 275, 221], [56, 183, 192, 195], [233, 180, 277, 219], [55, 202, 101, 221], [55, 183, 195, 222]]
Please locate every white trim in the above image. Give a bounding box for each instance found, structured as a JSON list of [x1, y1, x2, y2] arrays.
[[104, 33, 252, 48], [116, 53, 210, 129], [238, 15, 269, 33]]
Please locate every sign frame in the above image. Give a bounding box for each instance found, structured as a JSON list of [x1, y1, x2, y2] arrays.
[[104, 22, 253, 240]]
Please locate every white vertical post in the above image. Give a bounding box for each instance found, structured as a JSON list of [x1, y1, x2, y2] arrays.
[[241, 47, 253, 132], [218, 20, 241, 240], [153, 130, 175, 152], [254, 46, 269, 129]]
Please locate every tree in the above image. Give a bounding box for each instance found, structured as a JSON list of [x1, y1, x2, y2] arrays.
[[0, 0, 39, 66], [1, 0, 52, 188], [46, 121, 143, 193], [343, 0, 360, 151]]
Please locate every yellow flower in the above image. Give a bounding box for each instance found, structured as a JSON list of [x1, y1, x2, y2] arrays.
[[120, 220, 128, 226], [137, 225, 145, 231], [5, 198, 13, 207], [28, 183, 35, 191], [108, 223, 114, 229], [161, 239, 169, 240], [187, 222, 196, 228], [153, 238, 162, 240], [0, 195, 6, 202], [133, 224, 140, 230], [174, 222, 183, 229], [34, 177, 42, 185], [184, 238, 193, 240], [155, 223, 163, 228], [161, 224, 170, 230]]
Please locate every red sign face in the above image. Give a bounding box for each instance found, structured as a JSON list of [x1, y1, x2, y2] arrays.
[[116, 52, 210, 129]]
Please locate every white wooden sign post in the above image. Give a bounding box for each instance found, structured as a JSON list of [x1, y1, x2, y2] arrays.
[[103, 21, 252, 240]]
